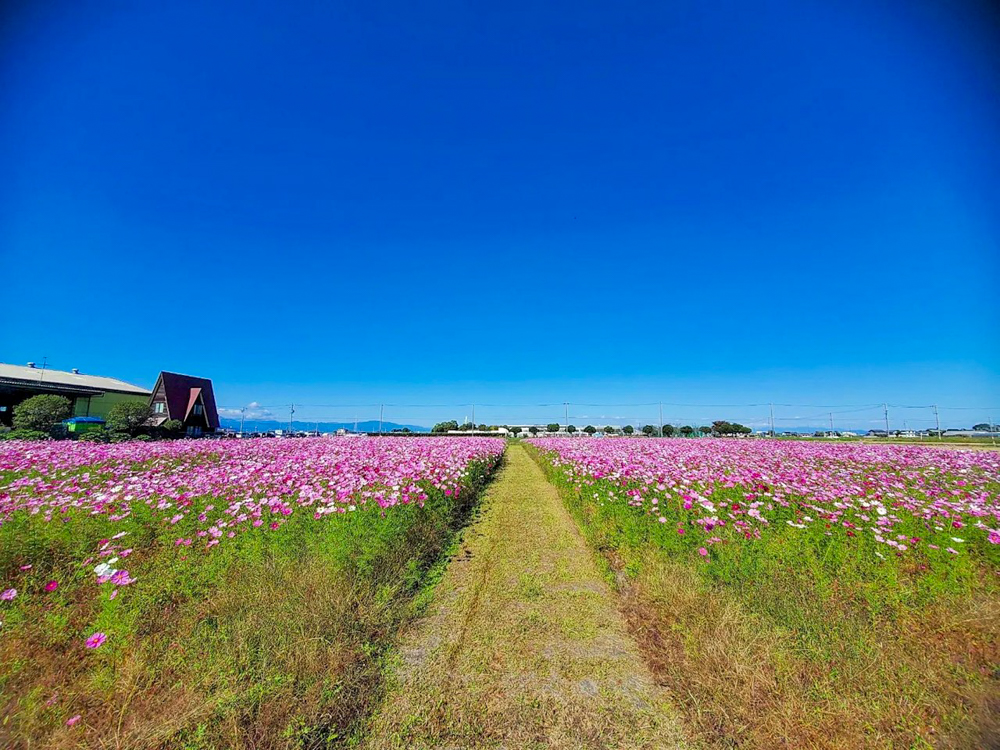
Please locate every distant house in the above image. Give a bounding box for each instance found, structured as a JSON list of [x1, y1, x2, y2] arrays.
[[148, 371, 219, 437], [0, 362, 150, 426]]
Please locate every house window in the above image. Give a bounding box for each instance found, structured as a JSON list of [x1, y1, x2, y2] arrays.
[[186, 425, 202, 438], [193, 404, 204, 416], [154, 402, 166, 414]]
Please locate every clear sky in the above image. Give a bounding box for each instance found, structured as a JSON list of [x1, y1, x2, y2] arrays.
[[2, 0, 998, 430]]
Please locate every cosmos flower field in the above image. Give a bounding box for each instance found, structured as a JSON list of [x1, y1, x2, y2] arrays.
[[526, 437, 1000, 748], [0, 436, 504, 746], [527, 438, 1000, 565]]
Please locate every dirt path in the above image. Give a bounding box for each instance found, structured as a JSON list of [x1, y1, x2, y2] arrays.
[[363, 444, 688, 750]]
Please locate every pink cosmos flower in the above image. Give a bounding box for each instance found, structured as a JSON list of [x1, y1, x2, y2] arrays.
[[66, 714, 81, 727], [45, 580, 59, 592], [698, 547, 708, 557], [989, 531, 1000, 545], [85, 632, 107, 649], [0, 588, 16, 601], [677, 527, 685, 535]]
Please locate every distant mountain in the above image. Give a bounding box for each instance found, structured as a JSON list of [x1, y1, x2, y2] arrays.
[[219, 418, 430, 433]]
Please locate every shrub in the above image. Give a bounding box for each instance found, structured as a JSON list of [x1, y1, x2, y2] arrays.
[[78, 430, 109, 443], [12, 395, 72, 433], [106, 401, 152, 437], [0, 428, 51, 441]]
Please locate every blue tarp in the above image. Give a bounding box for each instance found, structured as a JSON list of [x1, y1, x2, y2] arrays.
[[63, 416, 106, 424]]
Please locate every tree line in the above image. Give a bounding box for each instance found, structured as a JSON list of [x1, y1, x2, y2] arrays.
[[432, 420, 753, 437]]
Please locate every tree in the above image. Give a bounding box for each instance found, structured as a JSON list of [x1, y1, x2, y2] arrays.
[[662, 424, 675, 437], [699, 426, 712, 436], [642, 425, 655, 436], [458, 422, 474, 431], [507, 426, 519, 436], [583, 425, 597, 435], [529, 426, 539, 435], [603, 425, 615, 434], [106, 401, 152, 437], [680, 425, 694, 437], [973, 423, 991, 431], [432, 420, 459, 433], [622, 425, 634, 435], [546, 423, 560, 433], [13, 395, 71, 434], [566, 424, 577, 434]]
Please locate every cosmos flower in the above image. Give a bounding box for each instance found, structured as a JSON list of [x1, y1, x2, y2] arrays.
[[85, 632, 107, 649], [0, 589, 16, 601]]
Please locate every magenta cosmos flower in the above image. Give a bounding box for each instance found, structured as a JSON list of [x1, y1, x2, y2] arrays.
[[66, 714, 82, 727], [0, 589, 16, 601], [85, 632, 107, 649], [45, 580, 59, 592]]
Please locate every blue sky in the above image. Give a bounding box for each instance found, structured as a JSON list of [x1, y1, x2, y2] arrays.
[[2, 0, 998, 429]]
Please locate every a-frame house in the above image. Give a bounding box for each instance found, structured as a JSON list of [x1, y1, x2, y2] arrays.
[[148, 371, 220, 437]]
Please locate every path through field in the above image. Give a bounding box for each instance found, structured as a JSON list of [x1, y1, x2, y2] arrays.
[[363, 444, 687, 750]]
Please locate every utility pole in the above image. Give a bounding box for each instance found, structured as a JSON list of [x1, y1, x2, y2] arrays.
[[564, 402, 569, 429], [354, 414, 358, 433], [658, 401, 663, 438], [991, 414, 997, 447], [378, 403, 384, 435], [289, 404, 295, 435], [769, 403, 775, 437], [240, 407, 246, 435], [829, 412, 834, 435], [933, 404, 941, 440], [883, 403, 890, 438], [471, 403, 475, 433]]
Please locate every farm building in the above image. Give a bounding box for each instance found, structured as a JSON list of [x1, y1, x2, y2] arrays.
[[147, 371, 220, 437], [0, 362, 151, 426]]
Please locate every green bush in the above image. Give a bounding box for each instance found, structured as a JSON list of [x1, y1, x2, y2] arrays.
[[78, 431, 109, 443], [106, 401, 152, 437], [12, 395, 72, 433], [0, 428, 51, 441]]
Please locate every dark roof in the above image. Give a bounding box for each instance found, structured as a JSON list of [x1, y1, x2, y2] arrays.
[[154, 371, 220, 430]]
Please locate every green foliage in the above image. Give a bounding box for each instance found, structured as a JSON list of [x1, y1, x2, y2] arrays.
[[12, 395, 72, 433], [106, 400, 152, 437], [583, 425, 597, 435], [566, 425, 577, 434], [662, 424, 676, 437], [0, 428, 51, 441], [622, 425, 634, 435], [603, 425, 615, 434], [528, 426, 539, 435], [431, 420, 459, 433], [78, 430, 109, 443], [711, 420, 752, 436], [680, 425, 694, 437], [161, 419, 184, 436], [546, 423, 560, 433], [642, 425, 655, 436]]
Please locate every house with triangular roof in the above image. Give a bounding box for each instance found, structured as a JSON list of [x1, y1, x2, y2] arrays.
[[148, 371, 219, 437]]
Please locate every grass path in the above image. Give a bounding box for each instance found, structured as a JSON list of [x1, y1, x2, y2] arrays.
[[363, 444, 688, 750]]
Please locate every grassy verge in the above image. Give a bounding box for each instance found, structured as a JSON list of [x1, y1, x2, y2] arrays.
[[525, 444, 1000, 750], [0, 454, 501, 750]]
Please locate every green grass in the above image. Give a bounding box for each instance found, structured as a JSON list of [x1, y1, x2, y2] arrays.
[[525, 444, 1000, 750], [0, 457, 500, 750]]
